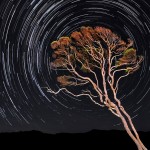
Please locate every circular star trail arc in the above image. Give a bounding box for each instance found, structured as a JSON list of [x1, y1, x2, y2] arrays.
[[0, 0, 150, 132]]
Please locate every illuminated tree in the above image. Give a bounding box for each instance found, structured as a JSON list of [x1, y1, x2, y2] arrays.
[[49, 26, 147, 150]]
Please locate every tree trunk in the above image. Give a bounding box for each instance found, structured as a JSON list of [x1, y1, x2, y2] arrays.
[[119, 106, 148, 150], [115, 105, 147, 150]]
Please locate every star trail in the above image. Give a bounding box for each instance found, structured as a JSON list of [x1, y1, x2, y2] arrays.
[[0, 0, 150, 133]]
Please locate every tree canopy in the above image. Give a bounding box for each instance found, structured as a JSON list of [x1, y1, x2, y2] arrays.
[[51, 26, 143, 87]]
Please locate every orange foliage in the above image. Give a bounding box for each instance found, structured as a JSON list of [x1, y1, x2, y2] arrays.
[[50, 26, 143, 85]]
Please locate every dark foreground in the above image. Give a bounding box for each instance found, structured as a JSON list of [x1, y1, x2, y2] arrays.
[[0, 130, 149, 149]]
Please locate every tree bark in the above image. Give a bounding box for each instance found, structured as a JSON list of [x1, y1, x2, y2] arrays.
[[114, 105, 144, 150]]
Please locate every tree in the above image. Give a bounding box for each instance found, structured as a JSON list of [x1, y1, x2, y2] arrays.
[[49, 26, 147, 150]]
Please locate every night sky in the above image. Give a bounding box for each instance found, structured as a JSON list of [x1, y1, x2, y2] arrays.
[[0, 0, 150, 133]]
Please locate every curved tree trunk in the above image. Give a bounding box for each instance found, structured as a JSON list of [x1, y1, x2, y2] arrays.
[[119, 106, 148, 150], [108, 93, 147, 150], [115, 105, 144, 150], [109, 89, 147, 150]]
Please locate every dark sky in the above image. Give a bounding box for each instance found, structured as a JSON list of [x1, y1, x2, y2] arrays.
[[0, 0, 150, 133]]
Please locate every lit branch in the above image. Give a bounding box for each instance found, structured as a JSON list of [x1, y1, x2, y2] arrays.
[[47, 87, 104, 107]]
